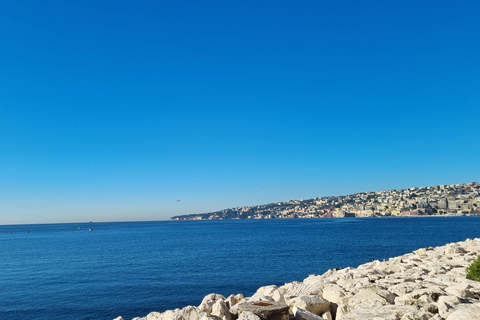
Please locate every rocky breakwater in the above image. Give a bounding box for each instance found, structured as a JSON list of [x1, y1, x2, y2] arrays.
[[114, 238, 480, 320]]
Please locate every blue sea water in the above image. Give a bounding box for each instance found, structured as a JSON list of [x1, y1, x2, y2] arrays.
[[1, 216, 480, 320]]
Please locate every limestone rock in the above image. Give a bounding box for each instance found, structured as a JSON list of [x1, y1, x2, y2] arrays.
[[249, 292, 274, 302], [334, 304, 349, 320], [199, 293, 226, 314], [134, 306, 218, 320], [347, 286, 396, 308], [445, 244, 467, 256], [179, 306, 220, 320], [286, 295, 330, 315], [292, 307, 323, 320], [256, 285, 279, 297], [272, 290, 285, 303], [283, 281, 324, 300], [339, 305, 429, 320], [445, 283, 475, 298], [211, 299, 232, 320], [321, 311, 332, 320], [238, 311, 261, 320], [225, 293, 244, 309], [437, 295, 461, 318], [446, 302, 480, 320], [388, 281, 423, 297], [236, 301, 289, 320]]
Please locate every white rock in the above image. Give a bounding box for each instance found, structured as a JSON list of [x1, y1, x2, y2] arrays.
[[287, 295, 330, 315], [388, 281, 423, 297], [198, 293, 226, 314], [134, 306, 217, 320], [140, 311, 163, 320], [321, 310, 332, 320], [292, 306, 323, 320], [321, 283, 346, 305], [339, 305, 426, 320], [211, 299, 232, 320], [437, 295, 461, 318], [256, 285, 279, 297], [179, 306, 218, 320], [238, 311, 261, 320], [335, 304, 349, 319], [283, 281, 324, 300], [248, 292, 274, 302], [225, 294, 237, 309], [445, 283, 475, 298], [446, 303, 480, 320], [445, 244, 467, 256], [225, 293, 244, 309], [347, 286, 396, 308], [272, 289, 286, 303]]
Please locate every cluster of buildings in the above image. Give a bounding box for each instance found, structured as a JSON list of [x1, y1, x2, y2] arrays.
[[171, 182, 480, 220]]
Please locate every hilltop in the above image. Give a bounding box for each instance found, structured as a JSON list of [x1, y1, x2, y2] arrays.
[[171, 182, 480, 220]]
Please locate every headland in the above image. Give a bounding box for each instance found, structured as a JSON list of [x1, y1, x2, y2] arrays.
[[172, 182, 480, 220]]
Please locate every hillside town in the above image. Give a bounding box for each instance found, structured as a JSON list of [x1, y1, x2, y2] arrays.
[[171, 182, 480, 220]]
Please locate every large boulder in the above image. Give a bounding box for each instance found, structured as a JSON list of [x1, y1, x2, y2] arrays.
[[286, 295, 330, 316], [256, 285, 279, 297], [248, 292, 274, 302], [238, 311, 261, 320], [236, 301, 290, 320], [446, 303, 480, 320], [199, 293, 226, 314], [179, 306, 221, 320], [321, 283, 348, 305], [347, 286, 396, 308], [225, 293, 244, 309], [445, 283, 475, 299], [211, 299, 232, 320], [133, 306, 218, 320], [282, 281, 324, 300], [292, 307, 323, 320], [339, 305, 433, 320], [437, 295, 461, 318]]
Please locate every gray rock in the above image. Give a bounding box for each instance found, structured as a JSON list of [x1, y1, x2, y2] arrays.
[[236, 301, 289, 320]]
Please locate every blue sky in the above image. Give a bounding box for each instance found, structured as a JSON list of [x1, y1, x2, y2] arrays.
[[1, 1, 479, 224]]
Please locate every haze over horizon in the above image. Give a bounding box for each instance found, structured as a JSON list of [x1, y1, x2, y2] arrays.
[[1, 1, 479, 225]]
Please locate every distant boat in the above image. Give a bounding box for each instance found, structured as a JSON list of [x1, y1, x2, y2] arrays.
[[89, 228, 93, 231], [78, 227, 81, 230]]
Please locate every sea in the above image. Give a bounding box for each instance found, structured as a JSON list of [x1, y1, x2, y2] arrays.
[[1, 216, 480, 320]]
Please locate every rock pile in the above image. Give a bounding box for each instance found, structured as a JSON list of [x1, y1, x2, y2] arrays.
[[114, 238, 480, 320]]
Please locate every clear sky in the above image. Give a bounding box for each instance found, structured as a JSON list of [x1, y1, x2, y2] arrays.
[[1, 1, 479, 224]]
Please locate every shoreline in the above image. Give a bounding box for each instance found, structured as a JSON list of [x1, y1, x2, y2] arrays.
[[116, 238, 480, 320]]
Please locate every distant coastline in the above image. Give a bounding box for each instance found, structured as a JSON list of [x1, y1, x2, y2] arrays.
[[171, 182, 480, 221]]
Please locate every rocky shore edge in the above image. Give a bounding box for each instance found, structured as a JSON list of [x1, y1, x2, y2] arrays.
[[114, 238, 480, 320]]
